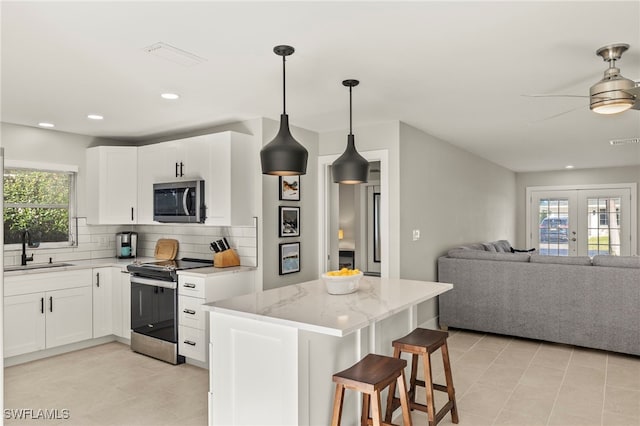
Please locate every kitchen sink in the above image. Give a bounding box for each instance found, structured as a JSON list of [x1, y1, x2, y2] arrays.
[[4, 262, 74, 272]]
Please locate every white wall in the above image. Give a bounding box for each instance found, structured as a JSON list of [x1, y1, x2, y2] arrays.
[[398, 122, 517, 324], [515, 166, 640, 253]]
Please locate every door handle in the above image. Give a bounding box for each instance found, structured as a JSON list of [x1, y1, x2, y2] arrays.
[[96, 272, 100, 287], [175, 162, 180, 178], [131, 207, 134, 222], [49, 296, 53, 312], [179, 162, 184, 177], [184, 340, 196, 346], [183, 309, 196, 315], [571, 238, 577, 241], [183, 283, 196, 288], [41, 297, 44, 314]]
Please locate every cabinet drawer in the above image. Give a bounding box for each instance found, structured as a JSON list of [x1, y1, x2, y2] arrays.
[[179, 326, 206, 362], [178, 276, 206, 298], [178, 295, 206, 330]]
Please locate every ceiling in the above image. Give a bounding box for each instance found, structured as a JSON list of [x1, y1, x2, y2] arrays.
[[2, 1, 639, 172]]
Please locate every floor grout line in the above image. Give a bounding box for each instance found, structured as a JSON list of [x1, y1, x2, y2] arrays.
[[544, 346, 574, 426]]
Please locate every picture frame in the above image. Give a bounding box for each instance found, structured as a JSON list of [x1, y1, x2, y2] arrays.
[[279, 242, 300, 275], [279, 175, 300, 201], [279, 206, 300, 237]]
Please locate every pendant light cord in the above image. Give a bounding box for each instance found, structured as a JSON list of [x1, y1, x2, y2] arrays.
[[349, 85, 353, 135], [282, 55, 287, 114]]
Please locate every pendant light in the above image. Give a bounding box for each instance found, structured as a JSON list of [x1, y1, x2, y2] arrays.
[[260, 45, 308, 176], [332, 79, 369, 184]]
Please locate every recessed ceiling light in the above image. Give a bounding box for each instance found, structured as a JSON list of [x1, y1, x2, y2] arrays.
[[87, 114, 104, 120], [565, 165, 575, 169], [161, 93, 180, 100], [38, 122, 55, 128]]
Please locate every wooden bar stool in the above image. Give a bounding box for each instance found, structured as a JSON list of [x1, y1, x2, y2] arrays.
[[385, 328, 459, 426], [332, 353, 413, 426]]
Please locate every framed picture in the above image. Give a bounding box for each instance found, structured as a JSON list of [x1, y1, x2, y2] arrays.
[[279, 176, 300, 201], [279, 242, 300, 275], [279, 206, 300, 237]]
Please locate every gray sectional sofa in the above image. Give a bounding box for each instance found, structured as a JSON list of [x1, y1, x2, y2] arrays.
[[438, 241, 640, 356]]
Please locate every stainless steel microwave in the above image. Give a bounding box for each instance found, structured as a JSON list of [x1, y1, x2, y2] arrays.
[[153, 180, 206, 223]]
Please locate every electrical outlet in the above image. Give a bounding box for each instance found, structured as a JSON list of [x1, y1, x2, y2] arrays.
[[412, 229, 420, 241], [98, 236, 107, 247]]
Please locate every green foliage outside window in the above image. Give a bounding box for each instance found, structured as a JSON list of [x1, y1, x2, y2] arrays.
[[3, 169, 72, 244]]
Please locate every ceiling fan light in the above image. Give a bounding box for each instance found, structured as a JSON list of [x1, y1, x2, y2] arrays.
[[589, 70, 636, 115], [591, 101, 634, 115], [260, 114, 308, 176]]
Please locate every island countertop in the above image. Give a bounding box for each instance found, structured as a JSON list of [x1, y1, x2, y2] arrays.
[[202, 276, 453, 337]]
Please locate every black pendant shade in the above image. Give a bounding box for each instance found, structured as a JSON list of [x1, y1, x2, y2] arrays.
[[260, 45, 308, 176], [332, 79, 369, 184]]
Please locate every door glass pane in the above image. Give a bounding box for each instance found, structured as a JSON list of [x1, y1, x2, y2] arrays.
[[587, 197, 621, 256], [538, 198, 569, 256]]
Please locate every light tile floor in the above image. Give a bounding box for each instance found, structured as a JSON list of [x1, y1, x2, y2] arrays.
[[4, 330, 640, 426]]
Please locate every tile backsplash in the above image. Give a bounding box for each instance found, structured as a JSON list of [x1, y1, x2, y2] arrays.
[[4, 218, 258, 267]]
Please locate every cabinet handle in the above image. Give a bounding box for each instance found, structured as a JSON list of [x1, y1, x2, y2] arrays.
[[184, 340, 196, 346], [131, 207, 134, 222], [96, 272, 100, 287], [41, 297, 44, 314], [175, 162, 179, 177], [49, 296, 53, 313], [180, 162, 184, 177], [183, 283, 196, 288], [183, 309, 196, 315]]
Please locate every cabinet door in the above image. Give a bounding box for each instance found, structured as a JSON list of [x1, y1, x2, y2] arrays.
[[121, 271, 131, 339], [86, 146, 138, 224], [46, 287, 93, 349], [4, 293, 46, 357], [92, 267, 113, 338], [137, 142, 181, 223]]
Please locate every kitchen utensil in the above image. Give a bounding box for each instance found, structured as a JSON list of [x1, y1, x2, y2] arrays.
[[222, 237, 231, 250], [154, 238, 179, 260]]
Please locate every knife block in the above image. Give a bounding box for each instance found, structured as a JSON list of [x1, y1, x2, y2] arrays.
[[214, 249, 241, 268]]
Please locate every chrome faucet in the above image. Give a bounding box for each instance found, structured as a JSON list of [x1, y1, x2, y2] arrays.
[[21, 230, 34, 266]]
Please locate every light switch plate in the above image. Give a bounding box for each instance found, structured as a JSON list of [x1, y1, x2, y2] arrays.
[[412, 229, 420, 241]]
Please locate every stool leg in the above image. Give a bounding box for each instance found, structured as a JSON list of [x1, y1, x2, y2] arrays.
[[397, 369, 413, 426], [331, 384, 345, 426], [423, 354, 436, 426], [441, 342, 459, 424], [371, 390, 383, 426], [362, 393, 371, 426], [385, 347, 402, 422], [409, 353, 419, 404]]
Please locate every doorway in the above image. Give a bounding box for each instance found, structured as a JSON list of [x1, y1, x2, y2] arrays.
[[526, 184, 637, 256], [317, 151, 389, 277]]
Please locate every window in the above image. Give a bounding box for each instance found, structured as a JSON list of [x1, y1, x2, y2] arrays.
[[4, 166, 77, 246]]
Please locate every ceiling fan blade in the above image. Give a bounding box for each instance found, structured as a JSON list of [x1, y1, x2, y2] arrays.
[[522, 94, 588, 99], [529, 105, 584, 124]]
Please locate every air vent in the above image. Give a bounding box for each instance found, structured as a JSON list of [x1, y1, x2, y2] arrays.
[[143, 42, 206, 67], [609, 138, 640, 146]]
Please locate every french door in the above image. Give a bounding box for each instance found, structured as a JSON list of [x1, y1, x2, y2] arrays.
[[528, 185, 636, 256]]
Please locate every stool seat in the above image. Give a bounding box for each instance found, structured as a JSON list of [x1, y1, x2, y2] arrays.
[[332, 354, 412, 426], [386, 328, 459, 426]]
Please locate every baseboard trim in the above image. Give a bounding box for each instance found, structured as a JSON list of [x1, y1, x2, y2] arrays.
[[4, 335, 119, 367]]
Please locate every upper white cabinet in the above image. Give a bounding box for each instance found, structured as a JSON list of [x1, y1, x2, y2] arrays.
[[137, 131, 255, 226], [86, 146, 138, 224]]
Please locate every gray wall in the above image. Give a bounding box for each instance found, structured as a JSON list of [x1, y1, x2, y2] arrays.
[[515, 166, 640, 253], [398, 123, 517, 324]]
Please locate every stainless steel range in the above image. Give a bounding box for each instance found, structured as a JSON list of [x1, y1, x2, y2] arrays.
[[126, 258, 213, 364]]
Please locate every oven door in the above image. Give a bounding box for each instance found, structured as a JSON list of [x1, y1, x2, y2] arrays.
[[130, 276, 178, 343]]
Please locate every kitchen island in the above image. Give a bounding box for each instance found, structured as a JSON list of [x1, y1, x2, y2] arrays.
[[203, 276, 452, 426]]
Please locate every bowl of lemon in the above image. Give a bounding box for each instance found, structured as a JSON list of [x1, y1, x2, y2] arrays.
[[321, 268, 363, 295]]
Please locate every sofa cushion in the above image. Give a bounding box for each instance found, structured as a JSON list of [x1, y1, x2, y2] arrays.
[[592, 255, 640, 269], [491, 240, 512, 253], [448, 249, 530, 262], [530, 254, 592, 266], [481, 243, 497, 252]]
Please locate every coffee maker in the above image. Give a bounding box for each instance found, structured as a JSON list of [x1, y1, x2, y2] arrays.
[[116, 232, 138, 258]]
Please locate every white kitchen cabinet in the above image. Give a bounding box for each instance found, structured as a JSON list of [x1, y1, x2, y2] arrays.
[[86, 146, 138, 224], [116, 266, 132, 339], [177, 270, 255, 362], [92, 267, 113, 338], [4, 269, 93, 358], [137, 131, 256, 226]]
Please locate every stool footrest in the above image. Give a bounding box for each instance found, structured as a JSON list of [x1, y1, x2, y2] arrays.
[[412, 380, 449, 394]]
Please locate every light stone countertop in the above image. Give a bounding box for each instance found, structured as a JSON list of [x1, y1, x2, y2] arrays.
[[203, 276, 453, 337], [177, 265, 256, 278]]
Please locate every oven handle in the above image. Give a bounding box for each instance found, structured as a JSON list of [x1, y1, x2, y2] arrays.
[[130, 275, 177, 290]]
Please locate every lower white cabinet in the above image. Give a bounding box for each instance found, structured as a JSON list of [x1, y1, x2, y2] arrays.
[[92, 267, 113, 338], [177, 270, 255, 362], [4, 269, 93, 358], [118, 266, 132, 339]]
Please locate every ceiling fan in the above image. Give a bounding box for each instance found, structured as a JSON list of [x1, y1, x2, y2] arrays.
[[526, 43, 640, 117]]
